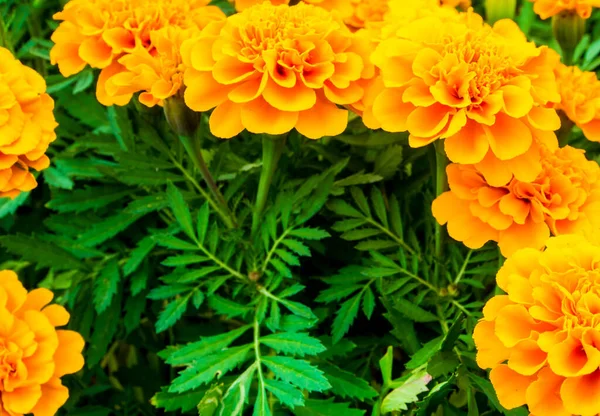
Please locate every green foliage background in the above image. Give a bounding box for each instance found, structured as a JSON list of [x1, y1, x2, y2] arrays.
[[1, 0, 600, 415]]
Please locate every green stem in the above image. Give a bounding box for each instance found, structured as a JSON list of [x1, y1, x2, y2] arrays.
[[178, 134, 237, 229], [252, 135, 286, 234], [433, 142, 448, 286], [0, 13, 14, 54], [557, 111, 575, 147]]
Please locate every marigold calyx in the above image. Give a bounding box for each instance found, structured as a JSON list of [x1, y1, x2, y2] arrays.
[[552, 10, 586, 64], [164, 95, 200, 138], [485, 0, 517, 24]]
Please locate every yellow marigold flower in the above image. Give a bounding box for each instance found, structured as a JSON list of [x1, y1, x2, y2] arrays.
[[182, 2, 375, 139], [0, 47, 57, 199], [97, 26, 197, 107], [554, 63, 600, 142], [432, 144, 600, 257], [0, 270, 85, 416], [530, 0, 600, 19], [363, 11, 561, 185], [50, 0, 225, 105], [440, 0, 471, 8], [473, 234, 600, 415]]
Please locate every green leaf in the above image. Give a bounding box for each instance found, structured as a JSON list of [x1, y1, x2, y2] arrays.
[[155, 235, 200, 251], [79, 212, 144, 247], [170, 345, 252, 392], [94, 259, 120, 314], [220, 364, 256, 416], [261, 356, 331, 392], [335, 172, 383, 187], [270, 258, 292, 278], [151, 389, 208, 413], [156, 293, 192, 333], [427, 351, 460, 378], [332, 293, 362, 343], [124, 292, 146, 334], [88, 288, 122, 367], [293, 399, 365, 416], [350, 187, 370, 216], [275, 249, 300, 266], [381, 371, 432, 413], [162, 255, 209, 267], [166, 325, 253, 365], [167, 182, 196, 240], [289, 228, 330, 240], [355, 240, 398, 251], [331, 219, 367, 232], [341, 228, 382, 241], [405, 337, 443, 370], [264, 379, 305, 409], [281, 239, 311, 257], [123, 237, 156, 277], [197, 203, 210, 244], [208, 295, 253, 319], [260, 332, 326, 357], [379, 346, 394, 385], [320, 363, 378, 401], [371, 187, 388, 227], [394, 298, 438, 323], [327, 200, 363, 218], [197, 384, 224, 416], [192, 290, 205, 309], [43, 167, 74, 190], [148, 285, 190, 300], [0, 234, 84, 271], [253, 384, 271, 416], [374, 145, 403, 179]]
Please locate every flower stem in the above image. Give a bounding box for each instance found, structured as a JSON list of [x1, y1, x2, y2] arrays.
[[178, 134, 237, 229], [252, 134, 286, 234], [433, 141, 448, 286], [557, 111, 575, 147]]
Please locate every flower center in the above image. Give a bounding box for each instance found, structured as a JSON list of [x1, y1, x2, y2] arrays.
[[0, 340, 24, 392]]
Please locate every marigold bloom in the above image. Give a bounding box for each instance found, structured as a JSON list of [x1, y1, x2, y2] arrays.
[[440, 0, 471, 8], [363, 12, 561, 185], [432, 145, 600, 257], [50, 0, 225, 105], [182, 2, 375, 139], [0, 270, 84, 416], [530, 0, 600, 19], [0, 47, 57, 199], [473, 234, 600, 415], [554, 63, 600, 142]]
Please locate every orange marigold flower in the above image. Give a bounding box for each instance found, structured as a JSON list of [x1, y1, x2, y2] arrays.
[[440, 0, 471, 8], [473, 234, 600, 415], [182, 2, 375, 139], [0, 270, 85, 416], [50, 0, 225, 105], [554, 63, 600, 142], [0, 47, 57, 199], [363, 11, 562, 185], [432, 144, 600, 257], [530, 0, 600, 19]]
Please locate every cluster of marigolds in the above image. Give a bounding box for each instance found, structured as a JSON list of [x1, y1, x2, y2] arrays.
[[2, 0, 600, 414]]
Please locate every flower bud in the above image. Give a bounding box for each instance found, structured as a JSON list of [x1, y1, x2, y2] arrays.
[[484, 0, 516, 25], [552, 10, 586, 65], [163, 94, 200, 138]]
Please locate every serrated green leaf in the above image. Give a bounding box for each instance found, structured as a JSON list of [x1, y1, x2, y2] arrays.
[[341, 228, 382, 241], [332, 293, 362, 343], [156, 293, 191, 333], [334, 172, 383, 187], [124, 292, 146, 334], [260, 332, 326, 357], [381, 371, 431, 413], [293, 399, 365, 416], [261, 356, 330, 392], [170, 345, 252, 392], [315, 284, 363, 303], [427, 351, 460, 378], [151, 389, 208, 413], [289, 228, 330, 240], [394, 298, 438, 323], [155, 235, 200, 251], [253, 383, 271, 416], [270, 258, 292, 278], [94, 258, 120, 314], [405, 337, 443, 370], [264, 379, 305, 409], [43, 167, 74, 190], [192, 290, 205, 309], [355, 240, 398, 251], [208, 295, 252, 319], [327, 199, 363, 218], [275, 249, 300, 266], [197, 203, 210, 244], [220, 364, 256, 416], [281, 239, 311, 257], [321, 363, 378, 401], [371, 187, 388, 227], [148, 285, 190, 300], [350, 187, 370, 216], [0, 234, 84, 271], [362, 286, 375, 319], [197, 384, 224, 416], [166, 325, 253, 365], [331, 219, 367, 232], [123, 236, 156, 277], [379, 346, 393, 385], [167, 182, 195, 240], [79, 212, 144, 247], [162, 255, 209, 267], [375, 145, 403, 179]]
